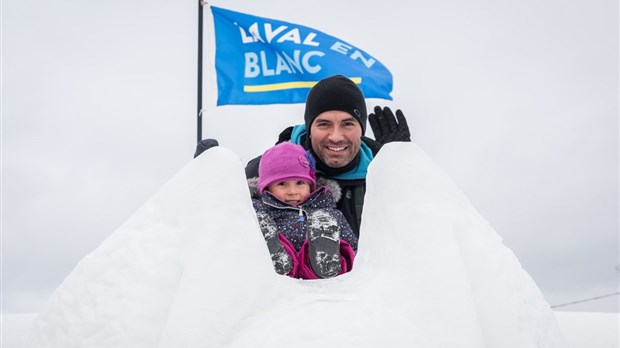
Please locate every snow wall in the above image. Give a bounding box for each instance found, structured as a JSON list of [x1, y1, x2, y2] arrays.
[[29, 142, 567, 347]]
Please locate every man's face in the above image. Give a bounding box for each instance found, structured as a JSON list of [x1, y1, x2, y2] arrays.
[[309, 110, 362, 168]]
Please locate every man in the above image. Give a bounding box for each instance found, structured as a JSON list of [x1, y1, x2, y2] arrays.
[[195, 75, 411, 237]]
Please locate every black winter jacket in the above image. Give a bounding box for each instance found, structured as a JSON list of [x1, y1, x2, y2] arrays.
[[245, 126, 382, 238]]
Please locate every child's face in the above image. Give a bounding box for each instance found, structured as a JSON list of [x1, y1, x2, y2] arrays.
[[266, 180, 312, 206]]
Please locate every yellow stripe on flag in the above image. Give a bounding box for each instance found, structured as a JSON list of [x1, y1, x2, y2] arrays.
[[244, 77, 362, 92]]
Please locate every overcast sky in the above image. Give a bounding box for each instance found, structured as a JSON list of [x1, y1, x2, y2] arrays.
[[2, 0, 618, 314]]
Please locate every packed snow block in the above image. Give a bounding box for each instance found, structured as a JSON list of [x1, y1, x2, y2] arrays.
[[354, 143, 486, 346], [157, 148, 279, 347], [30, 147, 273, 347], [357, 142, 567, 347], [220, 276, 433, 348]]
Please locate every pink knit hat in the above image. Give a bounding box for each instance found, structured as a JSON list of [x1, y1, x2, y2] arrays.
[[258, 142, 317, 194]]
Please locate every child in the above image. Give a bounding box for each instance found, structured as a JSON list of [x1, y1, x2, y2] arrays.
[[250, 142, 357, 279]]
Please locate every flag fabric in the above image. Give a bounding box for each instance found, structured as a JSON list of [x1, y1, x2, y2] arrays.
[[210, 6, 393, 106]]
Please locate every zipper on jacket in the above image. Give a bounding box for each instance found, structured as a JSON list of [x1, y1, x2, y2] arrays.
[[263, 200, 307, 218], [298, 207, 305, 222]]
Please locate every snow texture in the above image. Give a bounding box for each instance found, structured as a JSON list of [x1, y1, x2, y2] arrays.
[[256, 210, 292, 275], [29, 143, 567, 347], [307, 210, 341, 278]]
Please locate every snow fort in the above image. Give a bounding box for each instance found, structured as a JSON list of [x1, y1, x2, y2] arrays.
[[29, 142, 567, 347]]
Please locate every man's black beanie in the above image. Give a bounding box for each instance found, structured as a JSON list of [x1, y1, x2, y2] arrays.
[[304, 75, 367, 135]]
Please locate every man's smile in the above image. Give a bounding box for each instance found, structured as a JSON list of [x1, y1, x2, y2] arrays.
[[326, 145, 347, 152]]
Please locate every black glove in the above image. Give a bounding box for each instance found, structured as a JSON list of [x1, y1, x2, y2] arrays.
[[194, 138, 219, 158], [368, 106, 411, 144]]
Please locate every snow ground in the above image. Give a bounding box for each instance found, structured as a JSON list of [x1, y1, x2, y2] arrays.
[[555, 311, 619, 348], [2, 311, 618, 348]]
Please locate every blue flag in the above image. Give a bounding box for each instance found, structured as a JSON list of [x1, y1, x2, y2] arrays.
[[210, 6, 393, 106]]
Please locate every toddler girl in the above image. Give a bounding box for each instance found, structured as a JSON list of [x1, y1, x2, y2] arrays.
[[250, 142, 357, 279]]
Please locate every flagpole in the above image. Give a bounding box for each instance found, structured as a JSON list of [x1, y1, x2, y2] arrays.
[[196, 0, 205, 143]]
